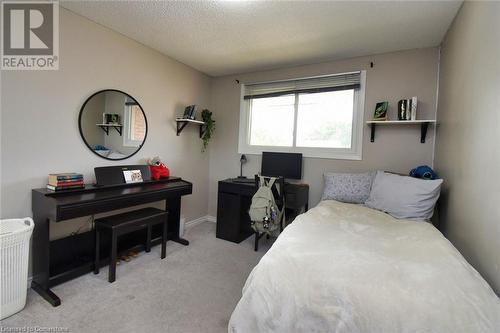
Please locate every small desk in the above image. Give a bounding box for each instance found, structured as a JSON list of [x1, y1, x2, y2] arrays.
[[216, 179, 309, 243]]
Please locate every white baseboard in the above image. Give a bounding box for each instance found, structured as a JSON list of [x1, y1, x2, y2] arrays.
[[205, 215, 216, 223], [184, 215, 216, 229]]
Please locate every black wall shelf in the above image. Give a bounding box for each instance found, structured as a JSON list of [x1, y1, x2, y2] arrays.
[[366, 120, 436, 143], [96, 124, 122, 136], [175, 118, 208, 138]]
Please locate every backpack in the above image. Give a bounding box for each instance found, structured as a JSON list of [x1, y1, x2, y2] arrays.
[[248, 177, 284, 235]]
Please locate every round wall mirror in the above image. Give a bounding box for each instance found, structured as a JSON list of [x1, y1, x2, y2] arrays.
[[78, 89, 148, 160]]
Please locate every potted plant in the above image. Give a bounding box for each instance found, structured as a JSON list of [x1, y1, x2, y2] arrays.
[[201, 109, 215, 152]]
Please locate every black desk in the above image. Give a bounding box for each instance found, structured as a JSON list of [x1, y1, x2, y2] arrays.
[[31, 177, 192, 306], [216, 179, 309, 243]]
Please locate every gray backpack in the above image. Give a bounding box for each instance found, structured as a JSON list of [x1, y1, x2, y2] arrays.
[[249, 177, 284, 235]]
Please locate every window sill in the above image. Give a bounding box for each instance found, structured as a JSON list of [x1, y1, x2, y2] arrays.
[[238, 145, 362, 160]]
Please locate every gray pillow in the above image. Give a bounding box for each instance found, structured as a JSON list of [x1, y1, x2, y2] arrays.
[[365, 171, 443, 220], [322, 172, 375, 204]]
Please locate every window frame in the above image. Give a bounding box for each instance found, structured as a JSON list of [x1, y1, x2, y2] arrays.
[[123, 104, 144, 148], [238, 70, 366, 160]]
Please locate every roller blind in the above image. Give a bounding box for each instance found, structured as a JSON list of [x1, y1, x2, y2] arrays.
[[243, 71, 361, 100]]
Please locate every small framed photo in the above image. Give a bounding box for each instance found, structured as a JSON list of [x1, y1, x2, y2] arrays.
[[373, 102, 388, 120], [103, 113, 120, 125], [183, 105, 196, 120], [123, 169, 143, 183]]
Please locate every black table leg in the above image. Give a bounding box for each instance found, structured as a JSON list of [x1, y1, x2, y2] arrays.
[[146, 225, 152, 253], [171, 238, 189, 246], [32, 282, 61, 307], [94, 228, 100, 274], [161, 219, 167, 259], [109, 232, 117, 283], [31, 215, 61, 306], [166, 197, 189, 246]]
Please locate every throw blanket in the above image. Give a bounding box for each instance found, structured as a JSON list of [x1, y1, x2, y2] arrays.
[[229, 200, 500, 333]]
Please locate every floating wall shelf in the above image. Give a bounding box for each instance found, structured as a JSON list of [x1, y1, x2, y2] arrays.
[[366, 120, 437, 143], [175, 118, 209, 138], [96, 123, 122, 136]]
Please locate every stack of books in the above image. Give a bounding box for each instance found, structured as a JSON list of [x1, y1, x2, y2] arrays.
[[47, 173, 85, 191]]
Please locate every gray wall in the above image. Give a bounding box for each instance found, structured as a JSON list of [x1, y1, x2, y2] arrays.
[[434, 2, 500, 294], [1, 8, 211, 239], [208, 48, 439, 216]]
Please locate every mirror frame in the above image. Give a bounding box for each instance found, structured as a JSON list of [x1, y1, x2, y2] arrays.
[[78, 89, 148, 161]]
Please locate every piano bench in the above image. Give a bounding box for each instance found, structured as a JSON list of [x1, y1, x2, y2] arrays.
[[93, 207, 168, 283]]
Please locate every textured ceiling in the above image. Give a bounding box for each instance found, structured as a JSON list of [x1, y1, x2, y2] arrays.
[[61, 1, 462, 77]]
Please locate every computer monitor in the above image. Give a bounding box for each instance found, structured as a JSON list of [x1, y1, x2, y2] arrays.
[[261, 152, 303, 180]]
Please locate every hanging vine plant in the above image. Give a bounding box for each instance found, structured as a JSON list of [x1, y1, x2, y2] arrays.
[[201, 109, 215, 152]]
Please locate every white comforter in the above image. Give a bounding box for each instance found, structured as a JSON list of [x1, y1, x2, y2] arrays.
[[229, 200, 500, 333]]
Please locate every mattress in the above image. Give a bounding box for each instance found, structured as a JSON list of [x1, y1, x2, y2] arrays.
[[229, 200, 500, 333]]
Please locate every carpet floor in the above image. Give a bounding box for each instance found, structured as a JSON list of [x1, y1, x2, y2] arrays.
[[1, 222, 273, 333]]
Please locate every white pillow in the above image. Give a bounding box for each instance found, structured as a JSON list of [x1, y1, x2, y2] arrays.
[[365, 171, 443, 220], [322, 172, 375, 204]]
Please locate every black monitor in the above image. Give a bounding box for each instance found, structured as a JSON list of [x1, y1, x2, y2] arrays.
[[261, 152, 302, 180]]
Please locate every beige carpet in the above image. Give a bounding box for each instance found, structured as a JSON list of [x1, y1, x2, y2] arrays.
[[1, 222, 273, 332]]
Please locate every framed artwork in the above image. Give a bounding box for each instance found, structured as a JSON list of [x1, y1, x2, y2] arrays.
[[373, 101, 388, 120], [123, 169, 143, 183], [103, 113, 120, 125], [183, 105, 196, 120]]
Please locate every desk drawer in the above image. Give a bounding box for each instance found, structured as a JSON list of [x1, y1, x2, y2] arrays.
[[216, 184, 254, 243], [284, 184, 309, 209], [56, 187, 189, 221], [216, 192, 240, 242], [218, 181, 255, 196], [285, 192, 298, 207]]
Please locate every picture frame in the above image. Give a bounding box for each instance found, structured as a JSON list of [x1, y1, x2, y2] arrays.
[[373, 101, 388, 120], [183, 105, 196, 120], [103, 113, 120, 125], [123, 169, 143, 183]]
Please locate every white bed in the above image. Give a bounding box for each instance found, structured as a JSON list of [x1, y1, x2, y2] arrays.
[[229, 200, 500, 333]]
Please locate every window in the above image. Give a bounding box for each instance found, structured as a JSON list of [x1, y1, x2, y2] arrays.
[[238, 71, 366, 159], [123, 103, 146, 147], [249, 95, 295, 146]]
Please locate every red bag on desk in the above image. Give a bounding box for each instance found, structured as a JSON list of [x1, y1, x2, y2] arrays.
[[148, 156, 170, 180]]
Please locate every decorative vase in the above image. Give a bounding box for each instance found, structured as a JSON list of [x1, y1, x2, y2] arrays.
[[397, 100, 407, 120]]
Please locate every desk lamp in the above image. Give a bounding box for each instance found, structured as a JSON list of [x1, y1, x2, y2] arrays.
[[238, 154, 247, 179]]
